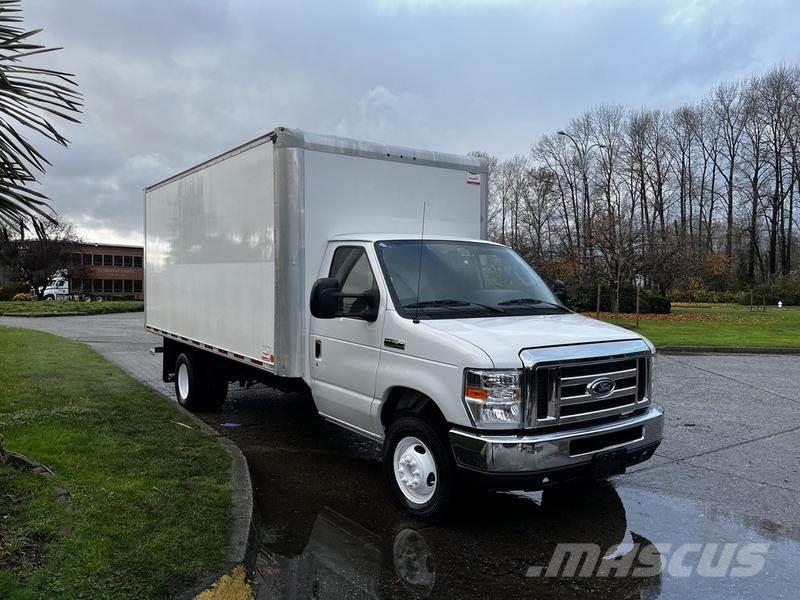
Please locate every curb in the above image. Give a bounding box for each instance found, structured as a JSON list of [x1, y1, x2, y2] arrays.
[[1, 310, 144, 318], [2, 312, 85, 317], [170, 403, 256, 600], [659, 345, 800, 355]]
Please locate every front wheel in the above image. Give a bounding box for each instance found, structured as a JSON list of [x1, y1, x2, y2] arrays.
[[383, 416, 456, 520]]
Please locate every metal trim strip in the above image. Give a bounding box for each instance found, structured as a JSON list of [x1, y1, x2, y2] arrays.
[[145, 325, 275, 373]]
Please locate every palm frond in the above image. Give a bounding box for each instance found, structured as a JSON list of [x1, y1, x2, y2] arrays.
[[0, 0, 81, 233]]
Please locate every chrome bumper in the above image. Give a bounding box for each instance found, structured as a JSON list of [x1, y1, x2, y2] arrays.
[[449, 404, 664, 474]]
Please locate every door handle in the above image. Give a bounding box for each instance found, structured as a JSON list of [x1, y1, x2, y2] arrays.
[[315, 339, 322, 359], [383, 338, 405, 350]]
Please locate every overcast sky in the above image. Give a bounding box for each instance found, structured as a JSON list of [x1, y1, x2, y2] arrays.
[[22, 0, 800, 245]]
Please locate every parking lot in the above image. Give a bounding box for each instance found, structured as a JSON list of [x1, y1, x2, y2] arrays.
[[2, 312, 799, 598]]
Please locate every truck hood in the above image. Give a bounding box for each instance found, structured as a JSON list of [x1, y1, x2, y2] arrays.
[[422, 313, 645, 368]]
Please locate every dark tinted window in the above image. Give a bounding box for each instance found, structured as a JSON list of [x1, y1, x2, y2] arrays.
[[375, 240, 561, 319], [329, 246, 376, 315]]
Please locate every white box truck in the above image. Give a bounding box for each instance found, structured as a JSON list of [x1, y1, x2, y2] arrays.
[[144, 128, 664, 519]]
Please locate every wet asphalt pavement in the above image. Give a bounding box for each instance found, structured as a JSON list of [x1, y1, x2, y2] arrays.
[[2, 313, 799, 599]]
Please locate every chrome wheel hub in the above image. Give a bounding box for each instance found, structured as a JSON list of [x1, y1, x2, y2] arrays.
[[393, 436, 437, 505], [177, 363, 189, 400]]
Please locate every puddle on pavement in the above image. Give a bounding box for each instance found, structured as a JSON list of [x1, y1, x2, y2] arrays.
[[248, 449, 798, 599], [203, 390, 798, 599]]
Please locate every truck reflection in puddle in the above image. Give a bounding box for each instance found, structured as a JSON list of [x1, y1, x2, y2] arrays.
[[250, 454, 662, 599], [256, 508, 438, 599]]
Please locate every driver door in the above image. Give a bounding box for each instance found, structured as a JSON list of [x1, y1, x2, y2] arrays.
[[309, 243, 384, 434]]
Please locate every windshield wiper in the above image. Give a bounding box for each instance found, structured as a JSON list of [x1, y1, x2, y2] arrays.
[[403, 299, 506, 314], [497, 297, 570, 312]]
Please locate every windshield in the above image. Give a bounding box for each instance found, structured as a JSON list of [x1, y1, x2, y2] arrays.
[[374, 240, 566, 319]]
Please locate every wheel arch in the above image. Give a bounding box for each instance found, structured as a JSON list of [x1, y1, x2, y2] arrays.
[[379, 386, 448, 432]]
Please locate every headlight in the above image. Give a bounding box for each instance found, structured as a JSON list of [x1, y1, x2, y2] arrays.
[[463, 369, 522, 428]]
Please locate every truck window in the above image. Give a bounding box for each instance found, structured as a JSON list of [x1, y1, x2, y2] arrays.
[[376, 240, 564, 319], [329, 246, 376, 316]]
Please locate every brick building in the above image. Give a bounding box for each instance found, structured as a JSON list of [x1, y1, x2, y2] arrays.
[[68, 243, 144, 300]]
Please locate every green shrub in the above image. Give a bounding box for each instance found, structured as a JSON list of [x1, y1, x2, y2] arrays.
[[740, 277, 800, 306], [568, 283, 670, 314], [644, 292, 671, 314], [670, 289, 746, 304]]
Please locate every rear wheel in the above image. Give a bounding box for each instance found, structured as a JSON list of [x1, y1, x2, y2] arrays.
[[174, 352, 228, 412], [175, 353, 202, 410], [383, 416, 456, 520]]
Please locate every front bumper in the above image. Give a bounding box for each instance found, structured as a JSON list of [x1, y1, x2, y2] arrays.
[[449, 403, 663, 477]]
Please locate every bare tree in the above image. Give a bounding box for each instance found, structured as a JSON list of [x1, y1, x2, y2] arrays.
[[481, 65, 800, 298]]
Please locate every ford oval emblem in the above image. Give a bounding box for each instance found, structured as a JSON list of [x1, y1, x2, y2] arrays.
[[587, 377, 616, 398]]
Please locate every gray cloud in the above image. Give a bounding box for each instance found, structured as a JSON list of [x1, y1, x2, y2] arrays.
[[19, 0, 800, 244]]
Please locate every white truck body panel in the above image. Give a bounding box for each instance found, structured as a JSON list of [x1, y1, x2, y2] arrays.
[[145, 139, 277, 366], [144, 128, 487, 378]]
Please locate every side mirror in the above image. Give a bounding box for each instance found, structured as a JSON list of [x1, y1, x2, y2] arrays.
[[310, 278, 380, 322], [310, 278, 340, 319], [553, 280, 568, 305], [355, 290, 379, 322]]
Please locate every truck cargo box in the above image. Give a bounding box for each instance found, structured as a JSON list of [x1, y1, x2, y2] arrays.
[[144, 128, 488, 378]]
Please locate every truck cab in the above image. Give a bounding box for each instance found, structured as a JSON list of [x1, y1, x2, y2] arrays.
[[308, 234, 663, 518], [39, 272, 70, 300]]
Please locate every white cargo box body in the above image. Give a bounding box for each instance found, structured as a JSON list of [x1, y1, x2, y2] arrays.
[[144, 128, 488, 378]]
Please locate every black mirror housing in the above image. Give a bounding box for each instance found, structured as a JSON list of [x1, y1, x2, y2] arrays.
[[553, 280, 568, 305], [310, 278, 340, 319], [356, 290, 379, 322], [310, 278, 380, 322]]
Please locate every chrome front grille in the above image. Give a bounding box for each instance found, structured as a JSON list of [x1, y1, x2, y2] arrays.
[[521, 340, 653, 429]]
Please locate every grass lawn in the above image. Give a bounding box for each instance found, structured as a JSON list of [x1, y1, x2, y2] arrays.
[[0, 327, 231, 599], [0, 300, 143, 316], [594, 305, 800, 348]]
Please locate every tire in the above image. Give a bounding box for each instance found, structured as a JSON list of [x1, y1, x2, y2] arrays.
[[44, 295, 55, 300], [174, 352, 229, 412], [174, 352, 207, 411], [383, 416, 456, 520]]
